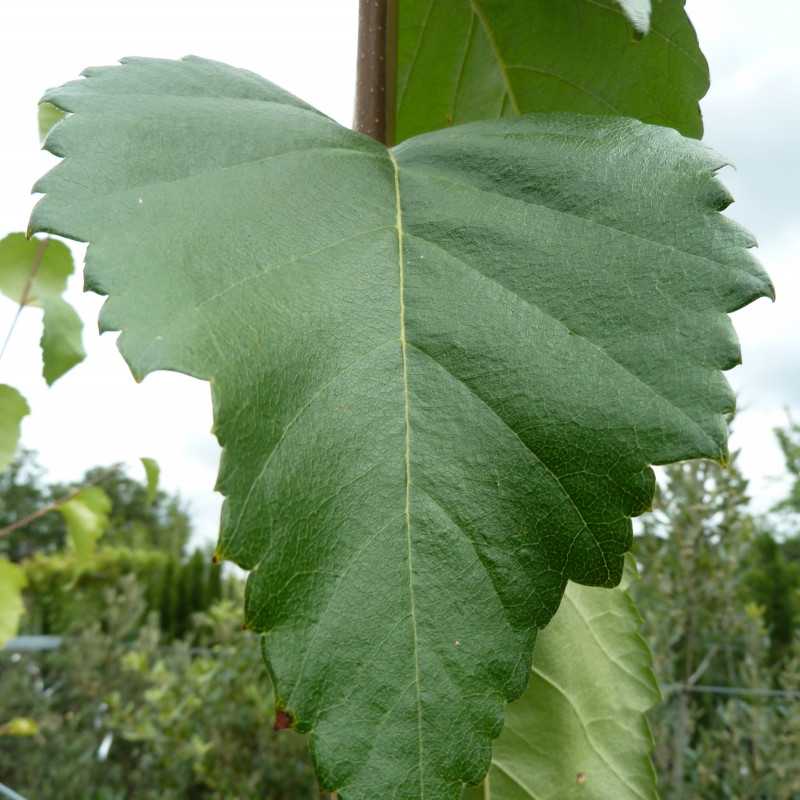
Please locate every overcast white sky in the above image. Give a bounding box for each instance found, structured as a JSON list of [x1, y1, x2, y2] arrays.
[[0, 1, 797, 543]]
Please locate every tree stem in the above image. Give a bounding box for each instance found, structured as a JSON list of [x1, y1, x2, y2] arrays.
[[0, 486, 81, 538], [354, 0, 394, 144]]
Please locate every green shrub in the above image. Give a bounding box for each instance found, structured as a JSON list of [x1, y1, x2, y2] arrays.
[[0, 577, 320, 799]]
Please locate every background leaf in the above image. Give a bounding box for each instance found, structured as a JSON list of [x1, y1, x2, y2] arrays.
[[58, 486, 112, 562], [30, 58, 770, 799], [394, 0, 707, 143], [463, 556, 660, 800], [0, 233, 71, 305], [141, 457, 160, 505], [40, 296, 85, 385], [0, 557, 27, 647], [0, 233, 85, 384], [0, 384, 29, 472]]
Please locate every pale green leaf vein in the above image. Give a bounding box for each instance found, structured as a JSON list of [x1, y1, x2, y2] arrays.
[[564, 591, 657, 696], [533, 667, 649, 800], [390, 150, 426, 799]]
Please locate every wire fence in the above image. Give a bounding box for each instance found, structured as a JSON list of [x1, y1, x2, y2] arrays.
[[663, 683, 800, 700]]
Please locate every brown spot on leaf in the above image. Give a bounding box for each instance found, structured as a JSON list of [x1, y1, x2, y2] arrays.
[[576, 771, 587, 784], [273, 708, 293, 731]]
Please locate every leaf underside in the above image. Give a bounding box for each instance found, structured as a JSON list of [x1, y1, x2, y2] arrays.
[[463, 556, 660, 800], [30, 57, 771, 800], [395, 0, 707, 144]]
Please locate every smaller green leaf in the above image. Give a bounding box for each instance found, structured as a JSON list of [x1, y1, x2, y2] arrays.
[[140, 457, 160, 504], [466, 556, 660, 800], [616, 0, 651, 35], [0, 557, 27, 647], [59, 486, 112, 561], [0, 385, 29, 472], [0, 234, 85, 384], [41, 296, 85, 385], [38, 101, 66, 144], [0, 233, 71, 306]]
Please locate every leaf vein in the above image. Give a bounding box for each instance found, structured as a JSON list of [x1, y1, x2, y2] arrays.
[[390, 150, 427, 799]]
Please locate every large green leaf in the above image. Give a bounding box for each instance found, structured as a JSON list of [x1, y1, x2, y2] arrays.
[[29, 57, 770, 799], [0, 557, 27, 647], [463, 557, 660, 800], [0, 384, 29, 473], [0, 233, 85, 384], [394, 0, 708, 143], [58, 486, 112, 561]]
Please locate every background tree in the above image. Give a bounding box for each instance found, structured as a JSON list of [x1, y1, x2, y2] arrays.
[[634, 433, 800, 798], [1, 452, 192, 562]]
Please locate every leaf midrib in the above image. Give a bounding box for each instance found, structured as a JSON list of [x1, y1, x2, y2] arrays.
[[390, 150, 426, 799]]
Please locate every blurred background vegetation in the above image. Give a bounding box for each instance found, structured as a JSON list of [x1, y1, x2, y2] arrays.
[[1, 419, 800, 799]]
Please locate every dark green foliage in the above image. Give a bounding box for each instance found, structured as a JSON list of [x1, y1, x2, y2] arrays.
[[745, 532, 800, 664], [148, 549, 231, 640]]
